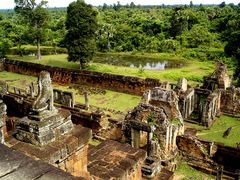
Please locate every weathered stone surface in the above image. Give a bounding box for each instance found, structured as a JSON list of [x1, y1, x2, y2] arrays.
[[220, 87, 240, 115], [15, 108, 73, 146], [88, 140, 146, 180], [0, 144, 85, 180], [32, 71, 56, 114], [202, 61, 231, 90], [143, 88, 183, 121]]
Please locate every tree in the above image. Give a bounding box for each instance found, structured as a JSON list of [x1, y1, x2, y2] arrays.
[[64, 0, 98, 69], [14, 0, 50, 60], [222, 12, 240, 85]]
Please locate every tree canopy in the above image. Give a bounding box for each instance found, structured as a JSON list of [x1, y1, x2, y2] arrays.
[[14, 0, 50, 60], [64, 0, 98, 69]]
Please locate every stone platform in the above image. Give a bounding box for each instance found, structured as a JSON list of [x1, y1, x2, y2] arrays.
[[15, 108, 73, 146], [6, 124, 91, 178], [0, 144, 85, 180], [88, 140, 147, 180]]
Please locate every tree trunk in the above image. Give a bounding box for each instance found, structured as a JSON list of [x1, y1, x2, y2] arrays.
[[37, 40, 41, 60]]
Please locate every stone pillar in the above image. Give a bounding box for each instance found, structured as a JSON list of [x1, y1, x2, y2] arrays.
[[209, 142, 214, 156], [169, 125, 173, 151], [29, 85, 34, 98], [83, 91, 89, 110], [165, 126, 170, 152], [0, 100, 7, 144], [172, 127, 178, 150], [146, 90, 151, 104], [131, 128, 140, 149]]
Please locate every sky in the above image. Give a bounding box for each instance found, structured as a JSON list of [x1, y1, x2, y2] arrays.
[[0, 0, 239, 9]]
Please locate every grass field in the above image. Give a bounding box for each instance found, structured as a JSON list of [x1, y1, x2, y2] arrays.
[[7, 53, 218, 84], [0, 71, 141, 112], [197, 115, 240, 147], [174, 161, 214, 180]]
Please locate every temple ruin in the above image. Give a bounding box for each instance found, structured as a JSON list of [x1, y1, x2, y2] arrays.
[[0, 60, 239, 179]]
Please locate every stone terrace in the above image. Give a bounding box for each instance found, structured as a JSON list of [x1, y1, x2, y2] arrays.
[[88, 140, 147, 180], [0, 144, 85, 180]]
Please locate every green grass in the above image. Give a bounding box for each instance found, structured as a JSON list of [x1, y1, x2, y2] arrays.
[[197, 115, 240, 147], [55, 85, 141, 112], [175, 161, 214, 179], [0, 71, 140, 112], [7, 53, 219, 84]]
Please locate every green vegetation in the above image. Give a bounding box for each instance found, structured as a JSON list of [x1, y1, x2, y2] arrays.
[[65, 0, 98, 69], [175, 161, 214, 179], [197, 115, 240, 147], [0, 71, 140, 112], [15, 0, 50, 60]]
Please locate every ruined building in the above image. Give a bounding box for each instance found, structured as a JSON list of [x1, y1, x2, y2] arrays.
[[0, 60, 239, 179]]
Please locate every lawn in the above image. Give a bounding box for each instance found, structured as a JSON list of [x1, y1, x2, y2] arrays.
[[7, 53, 217, 84], [174, 161, 214, 180], [197, 115, 240, 147], [0, 71, 141, 112]]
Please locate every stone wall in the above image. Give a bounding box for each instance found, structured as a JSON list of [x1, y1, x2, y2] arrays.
[[177, 135, 240, 177], [220, 87, 240, 115], [213, 144, 240, 174], [2, 59, 163, 95]]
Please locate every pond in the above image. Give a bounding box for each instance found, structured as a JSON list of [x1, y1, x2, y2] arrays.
[[93, 55, 185, 70]]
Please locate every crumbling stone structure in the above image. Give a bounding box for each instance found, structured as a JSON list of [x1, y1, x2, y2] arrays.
[[202, 61, 231, 90], [175, 78, 195, 119], [53, 89, 75, 108], [123, 88, 184, 177], [220, 87, 240, 115]]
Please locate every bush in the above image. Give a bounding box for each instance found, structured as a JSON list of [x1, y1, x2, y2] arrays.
[[158, 39, 180, 53]]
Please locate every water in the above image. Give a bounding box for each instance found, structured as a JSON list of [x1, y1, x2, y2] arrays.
[[93, 55, 184, 70]]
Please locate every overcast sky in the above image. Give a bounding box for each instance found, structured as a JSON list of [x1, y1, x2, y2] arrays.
[[0, 0, 239, 9]]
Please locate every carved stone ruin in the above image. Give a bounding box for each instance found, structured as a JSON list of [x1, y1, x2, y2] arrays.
[[124, 88, 184, 177], [15, 71, 74, 146], [53, 89, 75, 108]]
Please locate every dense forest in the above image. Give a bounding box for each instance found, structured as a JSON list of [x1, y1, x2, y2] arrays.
[[0, 2, 239, 65]]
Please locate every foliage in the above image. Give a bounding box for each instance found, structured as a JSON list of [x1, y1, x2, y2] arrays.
[[14, 0, 50, 60], [221, 9, 240, 85], [64, 0, 98, 69]]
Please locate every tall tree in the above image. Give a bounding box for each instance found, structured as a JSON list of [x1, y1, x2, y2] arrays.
[[64, 0, 98, 69], [14, 0, 50, 60]]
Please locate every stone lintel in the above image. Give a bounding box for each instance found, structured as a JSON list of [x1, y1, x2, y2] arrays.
[[128, 120, 152, 132]]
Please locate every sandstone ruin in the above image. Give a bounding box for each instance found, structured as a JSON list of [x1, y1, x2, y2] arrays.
[[0, 60, 239, 179]]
